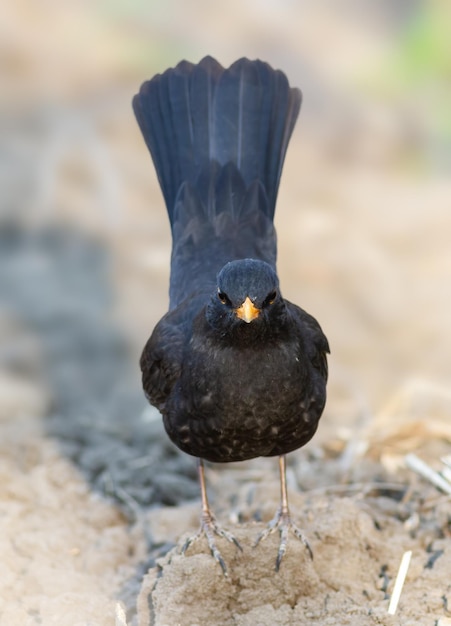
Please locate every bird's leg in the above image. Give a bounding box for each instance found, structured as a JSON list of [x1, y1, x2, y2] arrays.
[[181, 458, 242, 576], [255, 455, 313, 570]]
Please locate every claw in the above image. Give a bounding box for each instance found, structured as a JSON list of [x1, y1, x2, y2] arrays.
[[255, 506, 312, 570], [183, 459, 241, 576], [182, 508, 242, 576], [255, 455, 313, 570]]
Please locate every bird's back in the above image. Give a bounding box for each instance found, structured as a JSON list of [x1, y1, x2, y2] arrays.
[[133, 57, 301, 307]]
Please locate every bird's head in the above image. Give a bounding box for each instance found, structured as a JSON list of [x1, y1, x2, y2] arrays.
[[206, 259, 285, 336]]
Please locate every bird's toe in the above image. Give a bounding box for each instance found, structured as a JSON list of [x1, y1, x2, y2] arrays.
[[254, 507, 313, 571], [181, 510, 241, 576]]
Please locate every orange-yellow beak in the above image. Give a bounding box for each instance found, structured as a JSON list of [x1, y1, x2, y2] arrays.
[[235, 297, 260, 323]]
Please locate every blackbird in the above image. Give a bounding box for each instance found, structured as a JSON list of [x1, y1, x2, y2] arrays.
[[133, 56, 329, 574]]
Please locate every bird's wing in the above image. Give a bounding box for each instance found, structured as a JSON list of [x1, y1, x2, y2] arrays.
[[140, 297, 199, 410], [287, 301, 330, 381]]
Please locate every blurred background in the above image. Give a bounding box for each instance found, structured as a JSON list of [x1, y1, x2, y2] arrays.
[[1, 0, 450, 501]]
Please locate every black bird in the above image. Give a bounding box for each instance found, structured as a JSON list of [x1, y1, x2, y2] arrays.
[[133, 56, 329, 574]]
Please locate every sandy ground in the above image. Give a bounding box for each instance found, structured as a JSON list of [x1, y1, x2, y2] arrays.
[[1, 1, 451, 625], [137, 407, 451, 625], [0, 415, 145, 626], [2, 407, 450, 625], [141, 494, 451, 626]]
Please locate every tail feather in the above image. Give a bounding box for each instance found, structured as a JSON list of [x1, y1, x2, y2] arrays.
[[133, 57, 301, 224], [212, 60, 261, 176], [190, 57, 223, 163]]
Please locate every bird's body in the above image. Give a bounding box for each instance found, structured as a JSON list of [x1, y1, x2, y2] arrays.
[[145, 294, 325, 463], [133, 56, 329, 572]]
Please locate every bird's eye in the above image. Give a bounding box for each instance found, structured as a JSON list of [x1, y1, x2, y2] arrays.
[[218, 290, 231, 305], [263, 290, 277, 307]]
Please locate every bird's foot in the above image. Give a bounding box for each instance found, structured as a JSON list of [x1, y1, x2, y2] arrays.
[[254, 506, 313, 571], [181, 509, 242, 576]]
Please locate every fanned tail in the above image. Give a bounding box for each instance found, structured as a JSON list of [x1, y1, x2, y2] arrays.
[[133, 57, 301, 307], [133, 56, 301, 224]]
